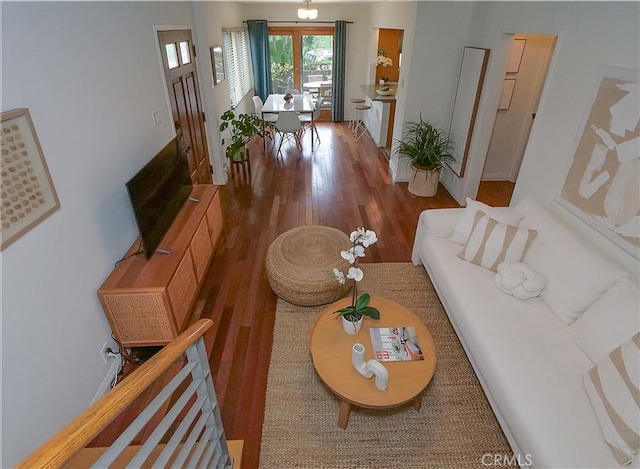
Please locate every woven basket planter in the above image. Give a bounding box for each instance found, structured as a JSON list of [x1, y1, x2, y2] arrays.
[[408, 166, 440, 197]]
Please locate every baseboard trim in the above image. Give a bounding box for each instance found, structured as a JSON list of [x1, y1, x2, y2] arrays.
[[481, 173, 514, 182], [91, 358, 120, 405]]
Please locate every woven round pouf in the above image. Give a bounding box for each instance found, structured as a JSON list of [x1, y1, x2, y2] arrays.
[[266, 225, 353, 306]]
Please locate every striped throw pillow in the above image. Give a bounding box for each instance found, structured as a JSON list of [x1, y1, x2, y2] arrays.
[[458, 212, 537, 272], [584, 332, 640, 465]]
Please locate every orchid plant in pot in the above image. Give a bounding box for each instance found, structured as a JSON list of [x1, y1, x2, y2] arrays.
[[375, 54, 393, 84], [333, 227, 380, 334]]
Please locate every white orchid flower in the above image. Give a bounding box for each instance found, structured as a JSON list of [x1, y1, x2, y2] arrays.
[[361, 230, 378, 247], [347, 267, 364, 282], [341, 245, 365, 264], [349, 227, 366, 243], [352, 245, 365, 258], [340, 250, 355, 264], [333, 268, 346, 284]]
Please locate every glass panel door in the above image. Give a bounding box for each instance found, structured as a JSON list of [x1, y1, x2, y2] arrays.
[[269, 27, 334, 110], [301, 34, 333, 108], [269, 34, 294, 93]]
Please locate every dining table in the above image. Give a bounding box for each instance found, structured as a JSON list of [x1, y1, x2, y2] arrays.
[[262, 93, 316, 151]]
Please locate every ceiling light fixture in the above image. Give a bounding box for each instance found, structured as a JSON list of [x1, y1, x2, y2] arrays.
[[297, 0, 318, 20]]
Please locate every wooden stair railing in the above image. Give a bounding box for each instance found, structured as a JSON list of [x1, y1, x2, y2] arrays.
[[17, 319, 234, 469]]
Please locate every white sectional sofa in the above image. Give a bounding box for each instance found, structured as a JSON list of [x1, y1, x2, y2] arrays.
[[412, 196, 639, 468]]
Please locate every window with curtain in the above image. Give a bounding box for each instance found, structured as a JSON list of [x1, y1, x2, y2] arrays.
[[223, 28, 252, 108]]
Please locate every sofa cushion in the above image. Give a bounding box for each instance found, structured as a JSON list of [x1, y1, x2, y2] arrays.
[[450, 197, 523, 246], [570, 277, 640, 364], [584, 332, 640, 465], [458, 212, 537, 272], [417, 235, 621, 468], [515, 197, 629, 324]]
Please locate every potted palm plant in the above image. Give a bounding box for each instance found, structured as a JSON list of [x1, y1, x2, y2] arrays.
[[219, 110, 265, 162], [393, 116, 455, 197]]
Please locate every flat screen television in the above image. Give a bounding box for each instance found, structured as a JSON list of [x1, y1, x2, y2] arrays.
[[126, 136, 193, 259]]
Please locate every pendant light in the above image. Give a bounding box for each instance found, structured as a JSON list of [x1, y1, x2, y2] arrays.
[[297, 0, 318, 20]]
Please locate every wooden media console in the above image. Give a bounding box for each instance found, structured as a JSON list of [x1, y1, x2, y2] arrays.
[[98, 184, 223, 348]]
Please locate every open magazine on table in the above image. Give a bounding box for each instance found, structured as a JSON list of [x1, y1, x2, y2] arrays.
[[369, 326, 424, 362]]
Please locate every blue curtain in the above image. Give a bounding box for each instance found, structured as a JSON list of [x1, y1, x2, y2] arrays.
[[331, 20, 347, 122], [246, 20, 272, 102]]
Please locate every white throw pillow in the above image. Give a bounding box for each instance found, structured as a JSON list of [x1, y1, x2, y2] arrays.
[[495, 262, 546, 300], [515, 196, 629, 324], [450, 197, 523, 246], [458, 213, 538, 272], [584, 332, 640, 466], [570, 278, 640, 364]]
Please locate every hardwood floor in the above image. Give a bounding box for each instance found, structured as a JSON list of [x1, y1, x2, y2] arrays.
[[96, 123, 514, 468], [477, 180, 515, 207], [198, 122, 461, 468]]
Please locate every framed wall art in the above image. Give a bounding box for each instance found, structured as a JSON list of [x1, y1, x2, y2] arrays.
[[558, 66, 639, 258], [1, 108, 60, 250], [506, 39, 526, 73], [210, 45, 225, 85], [498, 79, 517, 110]]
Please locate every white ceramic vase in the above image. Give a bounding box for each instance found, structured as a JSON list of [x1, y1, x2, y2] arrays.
[[351, 343, 389, 391], [342, 314, 363, 334]]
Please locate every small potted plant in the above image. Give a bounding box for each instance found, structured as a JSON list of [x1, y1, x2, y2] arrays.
[[333, 227, 380, 334], [393, 116, 455, 197], [219, 110, 265, 162]]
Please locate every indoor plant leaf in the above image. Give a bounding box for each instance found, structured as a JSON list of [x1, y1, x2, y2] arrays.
[[355, 292, 371, 310]]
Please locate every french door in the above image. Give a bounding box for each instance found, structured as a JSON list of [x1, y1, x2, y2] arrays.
[[269, 27, 334, 109]]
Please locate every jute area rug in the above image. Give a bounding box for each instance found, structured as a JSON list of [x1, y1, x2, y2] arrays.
[[259, 263, 516, 468]]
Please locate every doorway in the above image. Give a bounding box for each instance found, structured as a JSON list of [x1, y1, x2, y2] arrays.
[[376, 28, 403, 84], [481, 33, 557, 203], [157, 29, 212, 184], [269, 27, 334, 115]]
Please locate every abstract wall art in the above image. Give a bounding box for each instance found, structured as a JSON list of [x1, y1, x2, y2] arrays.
[[559, 66, 639, 258]]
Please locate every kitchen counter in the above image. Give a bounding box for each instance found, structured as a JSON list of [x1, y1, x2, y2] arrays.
[[360, 84, 398, 101], [359, 85, 397, 147]]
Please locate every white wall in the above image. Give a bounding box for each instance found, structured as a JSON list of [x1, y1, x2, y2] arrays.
[[192, 1, 247, 183], [393, 1, 475, 182], [370, 2, 418, 180], [1, 2, 196, 465]]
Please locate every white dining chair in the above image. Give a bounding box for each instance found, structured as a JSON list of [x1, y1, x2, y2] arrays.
[[253, 95, 277, 141], [299, 102, 321, 146], [319, 84, 332, 108], [274, 110, 303, 157]]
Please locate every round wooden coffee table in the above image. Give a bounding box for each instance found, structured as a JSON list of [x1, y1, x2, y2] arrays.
[[310, 296, 436, 429]]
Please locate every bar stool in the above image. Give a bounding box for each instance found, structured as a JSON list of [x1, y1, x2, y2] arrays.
[[348, 97, 366, 131], [352, 103, 371, 142]]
